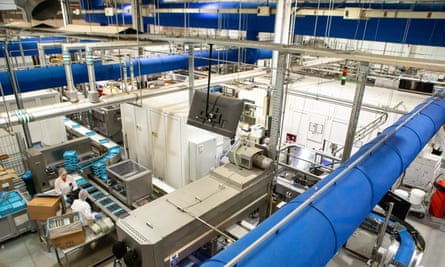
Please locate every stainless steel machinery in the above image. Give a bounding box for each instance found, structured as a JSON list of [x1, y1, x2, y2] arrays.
[[26, 136, 94, 192], [92, 105, 123, 144], [228, 145, 272, 170], [116, 163, 272, 267], [274, 144, 339, 202], [106, 159, 152, 207]]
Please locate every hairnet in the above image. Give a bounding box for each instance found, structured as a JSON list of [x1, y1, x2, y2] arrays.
[[58, 167, 67, 176], [79, 189, 88, 201]]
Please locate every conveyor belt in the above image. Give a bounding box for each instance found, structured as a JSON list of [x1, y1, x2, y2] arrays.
[[106, 203, 120, 212], [75, 177, 129, 221], [100, 198, 113, 206], [91, 192, 105, 200], [113, 209, 128, 218]]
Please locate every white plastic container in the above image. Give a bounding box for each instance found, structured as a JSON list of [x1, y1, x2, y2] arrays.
[[409, 188, 425, 206], [394, 189, 409, 201]]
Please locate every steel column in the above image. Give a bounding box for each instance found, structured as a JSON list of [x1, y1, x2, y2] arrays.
[[188, 44, 194, 106], [342, 62, 369, 162], [3, 40, 33, 148]]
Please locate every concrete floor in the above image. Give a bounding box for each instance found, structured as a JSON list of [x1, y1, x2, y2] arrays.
[[0, 231, 114, 267], [0, 213, 444, 267]]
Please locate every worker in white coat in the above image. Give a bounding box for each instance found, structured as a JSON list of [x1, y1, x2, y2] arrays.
[[54, 167, 78, 203], [71, 189, 101, 225]]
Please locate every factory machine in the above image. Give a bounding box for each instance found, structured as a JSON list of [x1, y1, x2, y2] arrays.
[[26, 118, 122, 193], [335, 211, 424, 267], [270, 144, 425, 267], [91, 105, 123, 144], [274, 144, 339, 202], [116, 145, 273, 267], [106, 159, 152, 207], [26, 118, 130, 220], [26, 136, 97, 193]]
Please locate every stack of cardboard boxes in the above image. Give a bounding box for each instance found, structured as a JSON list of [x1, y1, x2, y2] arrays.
[[0, 167, 18, 191]]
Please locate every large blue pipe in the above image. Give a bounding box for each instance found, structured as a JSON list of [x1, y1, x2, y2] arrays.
[[202, 96, 445, 267], [0, 48, 271, 94], [0, 37, 98, 57]]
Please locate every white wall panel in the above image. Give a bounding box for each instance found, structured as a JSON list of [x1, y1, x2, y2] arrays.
[[149, 109, 166, 181]]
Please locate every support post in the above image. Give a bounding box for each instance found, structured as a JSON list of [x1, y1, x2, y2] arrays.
[[188, 44, 195, 106], [63, 48, 78, 102], [342, 62, 369, 162], [3, 40, 33, 148]]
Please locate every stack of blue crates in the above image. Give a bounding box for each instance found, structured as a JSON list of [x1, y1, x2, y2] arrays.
[[0, 191, 27, 217], [63, 150, 79, 173], [92, 161, 107, 182]]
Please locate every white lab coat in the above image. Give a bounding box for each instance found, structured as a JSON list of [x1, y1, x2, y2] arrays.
[[54, 175, 78, 197], [71, 199, 94, 225]]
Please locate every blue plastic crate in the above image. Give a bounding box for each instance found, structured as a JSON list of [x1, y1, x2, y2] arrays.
[[0, 191, 26, 217]]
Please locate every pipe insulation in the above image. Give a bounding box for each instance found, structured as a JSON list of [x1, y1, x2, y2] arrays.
[[0, 48, 271, 95], [202, 96, 445, 267]]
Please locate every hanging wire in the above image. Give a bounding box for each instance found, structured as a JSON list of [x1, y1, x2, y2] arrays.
[[289, 0, 298, 45], [0, 84, 13, 133], [183, 0, 187, 36], [237, 1, 243, 72], [360, 3, 370, 52], [402, 19, 411, 44], [312, 0, 321, 44]]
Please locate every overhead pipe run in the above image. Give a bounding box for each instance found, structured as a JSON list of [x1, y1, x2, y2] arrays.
[[202, 95, 445, 267], [0, 69, 268, 128], [0, 48, 272, 95]]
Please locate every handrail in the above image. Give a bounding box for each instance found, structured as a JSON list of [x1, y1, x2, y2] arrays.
[[334, 111, 388, 156]]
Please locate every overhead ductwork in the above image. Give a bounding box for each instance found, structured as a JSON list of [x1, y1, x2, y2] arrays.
[[0, 48, 272, 94], [13, 0, 60, 21]]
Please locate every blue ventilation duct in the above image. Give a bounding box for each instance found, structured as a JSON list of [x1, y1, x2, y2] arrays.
[[0, 37, 66, 57], [202, 96, 445, 267], [0, 37, 99, 57], [0, 48, 271, 94]]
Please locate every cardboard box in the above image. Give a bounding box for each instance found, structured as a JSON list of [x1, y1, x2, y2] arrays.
[[48, 212, 85, 249], [0, 169, 16, 191], [27, 196, 60, 221], [50, 228, 85, 249]]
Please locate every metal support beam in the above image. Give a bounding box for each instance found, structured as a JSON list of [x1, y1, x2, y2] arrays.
[[268, 0, 292, 133], [131, 0, 143, 32], [63, 47, 78, 102], [3, 40, 33, 148], [86, 47, 99, 103], [60, 0, 72, 26], [1, 25, 444, 71], [188, 44, 194, 106], [342, 62, 369, 162], [269, 52, 288, 161]]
